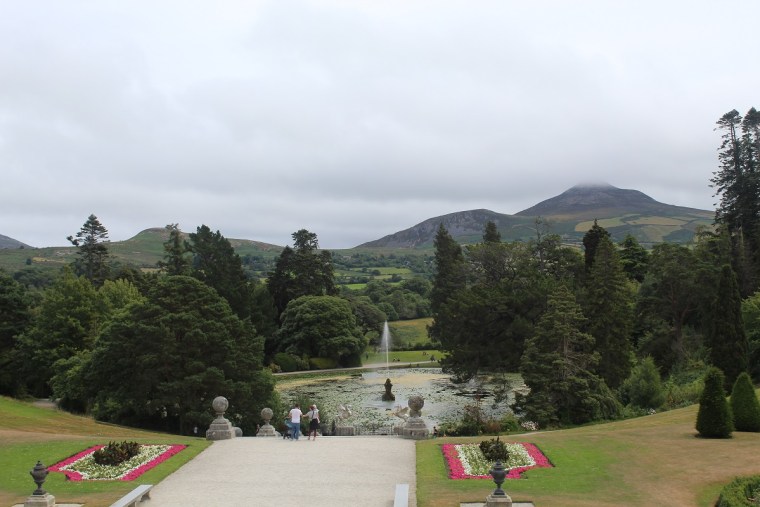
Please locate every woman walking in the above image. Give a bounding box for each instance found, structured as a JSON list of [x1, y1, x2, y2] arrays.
[[305, 404, 320, 440]]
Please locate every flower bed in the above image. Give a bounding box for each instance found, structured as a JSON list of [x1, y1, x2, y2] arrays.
[[49, 444, 186, 481], [442, 442, 552, 479]]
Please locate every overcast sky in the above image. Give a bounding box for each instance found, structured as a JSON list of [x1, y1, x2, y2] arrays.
[[1, 1, 758, 249]]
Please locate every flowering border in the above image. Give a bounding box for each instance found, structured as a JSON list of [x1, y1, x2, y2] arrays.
[[442, 442, 552, 479], [49, 444, 186, 481]]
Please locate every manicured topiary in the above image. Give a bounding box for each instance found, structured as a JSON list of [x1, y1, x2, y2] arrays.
[[730, 372, 760, 432], [695, 367, 733, 438], [715, 475, 760, 507]]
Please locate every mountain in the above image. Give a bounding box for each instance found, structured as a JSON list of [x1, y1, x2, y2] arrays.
[[0, 234, 31, 249], [358, 184, 714, 249]]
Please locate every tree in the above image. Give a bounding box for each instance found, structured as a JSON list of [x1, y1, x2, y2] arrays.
[[15, 267, 101, 396], [619, 234, 649, 283], [637, 243, 701, 371], [695, 367, 733, 438], [428, 224, 466, 346], [67, 214, 111, 285], [711, 108, 760, 295], [740, 291, 760, 381], [514, 285, 620, 427], [620, 357, 665, 410], [157, 224, 190, 275], [85, 276, 275, 435], [277, 295, 365, 366], [188, 225, 251, 319], [729, 372, 760, 432], [582, 236, 634, 389], [582, 219, 610, 271], [267, 230, 337, 317], [0, 270, 31, 395], [706, 265, 749, 387]]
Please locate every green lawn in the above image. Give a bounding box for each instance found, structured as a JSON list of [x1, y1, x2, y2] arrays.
[[416, 400, 760, 507], [363, 349, 440, 366], [0, 397, 211, 507]]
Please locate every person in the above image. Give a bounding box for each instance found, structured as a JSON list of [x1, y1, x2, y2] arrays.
[[433, 426, 439, 438], [305, 404, 320, 440], [288, 403, 303, 440]]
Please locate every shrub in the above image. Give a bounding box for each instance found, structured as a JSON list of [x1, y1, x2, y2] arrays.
[[273, 353, 301, 372], [715, 475, 760, 507], [92, 441, 140, 466], [730, 372, 760, 432], [696, 367, 733, 438], [479, 436, 509, 462], [309, 357, 338, 370], [620, 357, 666, 410]]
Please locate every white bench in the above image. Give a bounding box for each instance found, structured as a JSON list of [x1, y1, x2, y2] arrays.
[[110, 484, 153, 507], [394, 483, 409, 507]]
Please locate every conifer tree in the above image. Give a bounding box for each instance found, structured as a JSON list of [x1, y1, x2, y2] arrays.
[[582, 219, 610, 271], [583, 236, 634, 389], [428, 224, 466, 346], [618, 234, 649, 283], [696, 367, 733, 438], [157, 223, 190, 275], [729, 371, 760, 432], [515, 285, 620, 427], [67, 214, 111, 286], [706, 265, 749, 387]]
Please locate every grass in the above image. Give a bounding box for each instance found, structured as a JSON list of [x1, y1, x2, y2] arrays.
[[417, 400, 760, 506], [363, 349, 441, 366], [0, 397, 211, 507]]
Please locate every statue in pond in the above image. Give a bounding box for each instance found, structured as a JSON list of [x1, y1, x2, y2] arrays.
[[382, 378, 395, 401], [335, 404, 353, 425]]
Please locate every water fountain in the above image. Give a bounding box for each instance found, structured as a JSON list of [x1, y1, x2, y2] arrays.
[[380, 321, 391, 376]]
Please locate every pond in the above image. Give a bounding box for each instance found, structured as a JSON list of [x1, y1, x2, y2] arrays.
[[276, 368, 525, 432]]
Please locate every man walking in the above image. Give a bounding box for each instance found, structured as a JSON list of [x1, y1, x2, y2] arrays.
[[288, 404, 303, 440]]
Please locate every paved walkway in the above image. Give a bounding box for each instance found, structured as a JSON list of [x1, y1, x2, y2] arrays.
[[144, 436, 417, 507]]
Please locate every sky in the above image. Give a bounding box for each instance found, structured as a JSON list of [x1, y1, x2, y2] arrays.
[[1, 1, 759, 249]]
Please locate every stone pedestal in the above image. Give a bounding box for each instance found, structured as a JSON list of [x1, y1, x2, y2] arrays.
[[334, 426, 355, 436], [206, 396, 236, 440], [485, 493, 512, 506], [256, 423, 278, 437], [24, 494, 55, 507], [400, 395, 429, 439]]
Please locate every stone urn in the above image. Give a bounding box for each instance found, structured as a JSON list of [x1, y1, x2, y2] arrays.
[[257, 407, 278, 437], [400, 395, 429, 439], [30, 461, 48, 496], [206, 396, 236, 440], [485, 459, 513, 506]]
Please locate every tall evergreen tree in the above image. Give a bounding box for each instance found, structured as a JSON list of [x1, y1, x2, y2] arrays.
[[514, 285, 619, 427], [706, 265, 749, 387], [582, 219, 610, 271], [619, 234, 649, 283], [730, 371, 760, 432], [67, 214, 111, 286], [266, 229, 337, 317], [0, 270, 31, 395], [696, 367, 733, 438], [188, 225, 251, 319], [157, 224, 190, 275], [428, 224, 466, 347], [583, 236, 634, 389], [712, 108, 760, 295]]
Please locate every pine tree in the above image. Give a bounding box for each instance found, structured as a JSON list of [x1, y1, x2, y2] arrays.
[[67, 214, 111, 286], [157, 224, 190, 275], [618, 234, 649, 283], [730, 371, 760, 432], [188, 225, 251, 319], [583, 236, 634, 389], [582, 219, 610, 271], [428, 224, 466, 346], [696, 367, 733, 438], [515, 285, 619, 427], [706, 265, 749, 387]]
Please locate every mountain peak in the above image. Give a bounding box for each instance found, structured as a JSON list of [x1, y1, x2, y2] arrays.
[[516, 184, 659, 217]]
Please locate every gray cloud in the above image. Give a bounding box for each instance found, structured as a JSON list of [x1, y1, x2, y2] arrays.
[[1, 1, 757, 248]]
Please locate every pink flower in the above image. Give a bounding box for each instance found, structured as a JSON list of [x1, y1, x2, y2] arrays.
[[48, 444, 187, 482], [441, 442, 552, 480]]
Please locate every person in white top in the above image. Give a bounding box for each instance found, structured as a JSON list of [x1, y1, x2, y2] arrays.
[[305, 404, 320, 440], [288, 404, 303, 440]]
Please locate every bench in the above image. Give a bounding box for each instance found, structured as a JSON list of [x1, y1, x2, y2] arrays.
[[110, 484, 153, 507], [393, 483, 409, 507]]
